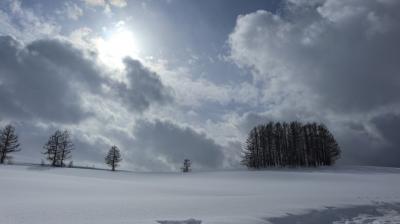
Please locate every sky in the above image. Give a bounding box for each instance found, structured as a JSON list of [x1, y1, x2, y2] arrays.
[[0, 0, 399, 171]]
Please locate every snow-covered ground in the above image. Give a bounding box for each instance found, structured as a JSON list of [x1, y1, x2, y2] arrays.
[[1, 165, 400, 224]]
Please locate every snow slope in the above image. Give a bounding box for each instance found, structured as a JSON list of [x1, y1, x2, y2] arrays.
[[1, 165, 400, 224]]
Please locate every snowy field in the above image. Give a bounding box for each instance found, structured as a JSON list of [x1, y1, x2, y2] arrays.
[[1, 165, 400, 224]]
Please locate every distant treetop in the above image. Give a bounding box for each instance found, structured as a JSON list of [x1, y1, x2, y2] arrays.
[[241, 121, 341, 168]]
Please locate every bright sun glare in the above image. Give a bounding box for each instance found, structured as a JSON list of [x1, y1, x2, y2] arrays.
[[96, 28, 139, 69], [107, 29, 137, 59]]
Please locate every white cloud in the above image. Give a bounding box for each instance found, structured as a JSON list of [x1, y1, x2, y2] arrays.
[[0, 0, 60, 42], [230, 0, 400, 112], [0, 0, 229, 170], [109, 0, 127, 8], [83, 0, 106, 7], [0, 34, 181, 170], [228, 0, 400, 166], [83, 0, 127, 14], [2, 0, 400, 169], [148, 60, 259, 108], [62, 2, 84, 20]]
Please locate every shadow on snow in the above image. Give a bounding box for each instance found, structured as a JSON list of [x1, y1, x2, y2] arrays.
[[266, 202, 400, 224]]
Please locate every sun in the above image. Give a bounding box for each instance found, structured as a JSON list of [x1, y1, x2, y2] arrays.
[[107, 29, 137, 59], [96, 27, 139, 69]]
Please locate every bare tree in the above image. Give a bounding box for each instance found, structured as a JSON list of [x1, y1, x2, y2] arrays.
[[181, 159, 191, 172], [43, 130, 74, 167], [241, 121, 341, 168], [105, 145, 122, 171], [59, 130, 74, 167], [0, 125, 21, 164], [43, 130, 62, 166]]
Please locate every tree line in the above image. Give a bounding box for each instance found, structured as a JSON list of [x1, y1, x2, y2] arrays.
[[0, 124, 123, 171], [2, 121, 340, 172], [0, 124, 193, 172], [241, 121, 341, 168]]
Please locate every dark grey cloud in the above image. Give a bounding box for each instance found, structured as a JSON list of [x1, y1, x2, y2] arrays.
[[3, 0, 400, 169], [71, 136, 111, 167], [132, 119, 225, 170], [361, 113, 400, 167], [238, 111, 305, 131], [113, 58, 172, 112], [372, 113, 400, 147], [0, 35, 176, 169], [2, 120, 109, 167], [228, 0, 400, 166], [0, 35, 96, 123], [26, 38, 104, 91], [0, 35, 172, 123]]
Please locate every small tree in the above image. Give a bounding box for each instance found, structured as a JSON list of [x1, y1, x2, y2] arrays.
[[43, 130, 62, 166], [59, 130, 74, 167], [105, 145, 122, 171], [181, 159, 191, 173], [0, 125, 21, 164], [43, 130, 74, 167]]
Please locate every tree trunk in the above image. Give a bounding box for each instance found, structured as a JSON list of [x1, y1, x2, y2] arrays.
[[0, 153, 5, 164]]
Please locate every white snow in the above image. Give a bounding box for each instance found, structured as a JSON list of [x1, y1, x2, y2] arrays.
[[333, 209, 400, 224], [1, 165, 400, 224]]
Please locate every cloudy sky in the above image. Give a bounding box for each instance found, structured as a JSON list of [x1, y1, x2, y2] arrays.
[[0, 0, 399, 170]]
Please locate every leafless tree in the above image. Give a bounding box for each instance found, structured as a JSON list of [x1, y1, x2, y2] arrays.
[[0, 125, 21, 164], [181, 159, 191, 172], [242, 121, 341, 168], [43, 130, 74, 167]]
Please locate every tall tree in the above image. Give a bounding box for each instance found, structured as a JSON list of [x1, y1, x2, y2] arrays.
[[318, 124, 341, 165], [105, 145, 122, 171], [241, 128, 257, 168], [43, 130, 63, 166], [274, 122, 283, 166], [0, 125, 21, 164], [43, 130, 74, 167], [59, 130, 74, 167], [241, 121, 341, 168]]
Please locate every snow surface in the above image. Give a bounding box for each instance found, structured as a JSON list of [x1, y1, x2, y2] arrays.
[[1, 165, 400, 224], [267, 203, 400, 224]]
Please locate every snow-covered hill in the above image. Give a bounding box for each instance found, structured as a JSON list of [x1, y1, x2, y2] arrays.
[[1, 165, 400, 224]]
